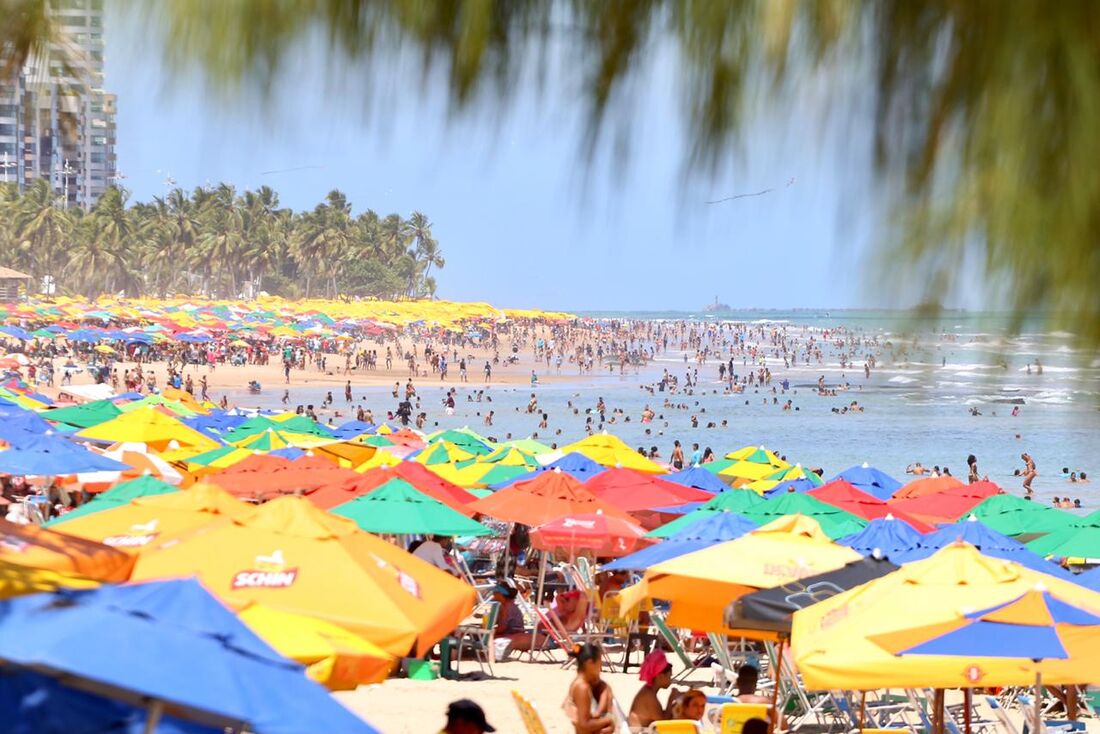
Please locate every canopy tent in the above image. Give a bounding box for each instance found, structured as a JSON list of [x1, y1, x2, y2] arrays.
[[0, 579, 377, 733], [0, 517, 134, 581]]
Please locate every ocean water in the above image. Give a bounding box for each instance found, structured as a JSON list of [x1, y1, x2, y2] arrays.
[[228, 310, 1100, 512]]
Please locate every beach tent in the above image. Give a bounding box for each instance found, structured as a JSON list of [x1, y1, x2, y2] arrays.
[[584, 467, 713, 512], [44, 475, 177, 526], [239, 604, 395, 690], [646, 490, 765, 538], [0, 517, 134, 581], [330, 478, 491, 536], [131, 497, 476, 657], [76, 406, 221, 452], [619, 515, 861, 634], [605, 511, 759, 571], [42, 399, 122, 429], [891, 516, 1075, 580], [51, 483, 251, 549], [829, 463, 902, 500], [561, 432, 666, 473], [469, 469, 631, 526], [742, 492, 868, 540], [965, 493, 1077, 538], [838, 516, 924, 556], [530, 510, 650, 558], [792, 543, 1100, 689], [808, 480, 936, 533], [0, 579, 377, 733]]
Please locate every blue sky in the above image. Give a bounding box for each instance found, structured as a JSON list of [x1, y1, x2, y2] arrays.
[[105, 8, 882, 312]]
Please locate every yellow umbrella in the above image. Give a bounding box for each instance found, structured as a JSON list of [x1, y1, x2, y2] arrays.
[[310, 441, 377, 469], [619, 514, 860, 634], [0, 559, 98, 599], [792, 542, 1100, 689], [239, 604, 395, 690], [93, 344, 115, 354], [76, 406, 221, 452], [561, 432, 666, 474]]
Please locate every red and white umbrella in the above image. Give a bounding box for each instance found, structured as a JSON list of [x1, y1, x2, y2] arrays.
[[75, 441, 184, 492], [531, 510, 651, 558]]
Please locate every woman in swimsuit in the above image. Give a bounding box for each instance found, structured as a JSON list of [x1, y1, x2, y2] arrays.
[[565, 643, 615, 734]]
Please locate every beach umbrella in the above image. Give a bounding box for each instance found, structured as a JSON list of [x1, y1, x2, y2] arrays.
[[130, 497, 476, 657], [604, 511, 759, 571], [43, 399, 122, 429], [793, 543, 1100, 690], [239, 604, 395, 690], [428, 459, 530, 488], [207, 455, 357, 500], [0, 435, 132, 475], [306, 462, 478, 513], [0, 411, 56, 447], [118, 393, 198, 417], [76, 406, 221, 452], [1075, 566, 1100, 592], [725, 556, 899, 636], [888, 482, 1003, 526], [530, 510, 651, 558], [830, 463, 902, 501], [618, 514, 862, 633], [838, 516, 924, 556], [665, 465, 729, 493], [584, 467, 713, 512], [489, 451, 607, 488], [329, 420, 377, 440], [645, 489, 765, 538], [0, 559, 98, 599], [330, 478, 492, 536], [561, 432, 666, 473], [0, 517, 134, 581], [475, 445, 540, 467], [413, 440, 477, 466], [76, 441, 185, 489], [51, 482, 251, 549], [717, 446, 789, 485], [501, 437, 553, 455], [183, 445, 261, 470], [44, 475, 177, 526], [808, 480, 936, 533], [892, 516, 1075, 580], [1026, 517, 1100, 560], [469, 469, 631, 526], [743, 492, 868, 540], [426, 427, 493, 455], [0, 579, 377, 733], [747, 464, 824, 495], [965, 493, 1077, 538], [891, 474, 966, 500]]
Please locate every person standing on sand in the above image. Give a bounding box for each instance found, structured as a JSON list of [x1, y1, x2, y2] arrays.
[[564, 643, 615, 734]]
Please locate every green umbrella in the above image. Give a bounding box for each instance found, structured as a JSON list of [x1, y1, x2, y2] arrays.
[[426, 428, 492, 455], [331, 478, 492, 536], [221, 415, 334, 442], [742, 492, 868, 540], [43, 400, 122, 429], [45, 475, 177, 526], [964, 494, 1077, 538], [501, 437, 553, 455], [1026, 516, 1100, 559], [119, 395, 197, 417], [646, 489, 765, 538], [359, 435, 394, 448]]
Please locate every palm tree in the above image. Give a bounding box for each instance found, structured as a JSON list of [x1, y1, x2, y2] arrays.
[[13, 179, 70, 290], [406, 211, 444, 281]]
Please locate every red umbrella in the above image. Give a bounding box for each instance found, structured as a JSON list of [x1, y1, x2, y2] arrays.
[[530, 511, 651, 557], [891, 475, 965, 500], [305, 462, 478, 514], [468, 470, 630, 526], [207, 455, 357, 500], [808, 480, 937, 533], [583, 467, 712, 512], [887, 482, 1003, 525]]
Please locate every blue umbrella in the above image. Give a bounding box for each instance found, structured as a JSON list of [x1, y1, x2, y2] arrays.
[[831, 463, 902, 501], [604, 511, 758, 570], [0, 580, 377, 734], [0, 435, 131, 475], [762, 477, 821, 498], [0, 326, 32, 340], [0, 412, 55, 448], [891, 517, 1075, 580], [1074, 566, 1100, 592], [268, 447, 306, 460], [330, 420, 378, 439], [839, 516, 924, 557], [0, 668, 220, 734], [490, 451, 606, 488], [664, 466, 728, 493]]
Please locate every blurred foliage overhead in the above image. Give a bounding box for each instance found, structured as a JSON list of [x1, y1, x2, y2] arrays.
[[3, 0, 1098, 349]]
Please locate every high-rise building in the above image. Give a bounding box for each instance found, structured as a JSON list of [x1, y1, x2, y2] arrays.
[[0, 0, 117, 209]]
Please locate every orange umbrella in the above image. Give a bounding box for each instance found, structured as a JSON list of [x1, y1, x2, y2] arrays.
[[0, 517, 134, 581], [888, 482, 1004, 526], [306, 462, 478, 513], [891, 475, 965, 499], [51, 483, 251, 550], [131, 496, 476, 656], [584, 467, 712, 512], [208, 456, 358, 500], [530, 511, 652, 557], [468, 469, 631, 526]]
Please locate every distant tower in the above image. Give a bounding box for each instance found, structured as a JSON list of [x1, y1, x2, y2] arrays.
[[0, 0, 117, 210]]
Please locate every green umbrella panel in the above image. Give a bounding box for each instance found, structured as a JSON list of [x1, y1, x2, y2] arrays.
[[646, 490, 766, 538], [45, 475, 177, 526], [43, 399, 122, 429], [742, 492, 868, 540], [964, 494, 1077, 538], [330, 478, 492, 537]]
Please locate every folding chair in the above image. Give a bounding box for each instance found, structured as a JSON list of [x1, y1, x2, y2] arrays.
[[455, 601, 499, 676], [1018, 694, 1087, 734], [987, 696, 1023, 734], [650, 612, 709, 684], [512, 690, 549, 734]]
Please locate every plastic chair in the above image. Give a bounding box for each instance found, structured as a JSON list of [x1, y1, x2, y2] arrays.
[[653, 720, 704, 733], [456, 601, 499, 676], [512, 690, 549, 734], [719, 702, 769, 734]]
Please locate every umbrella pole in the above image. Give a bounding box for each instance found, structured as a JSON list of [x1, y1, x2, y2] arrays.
[[860, 690, 866, 731], [769, 639, 784, 734], [144, 699, 163, 734], [933, 689, 945, 734], [964, 688, 972, 734], [1034, 672, 1043, 734], [536, 551, 547, 606]]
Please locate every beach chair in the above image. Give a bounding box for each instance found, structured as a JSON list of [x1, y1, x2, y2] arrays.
[[1017, 694, 1086, 734], [987, 696, 1023, 734], [652, 721, 704, 733], [828, 691, 913, 732], [455, 601, 499, 676], [719, 702, 769, 734], [650, 612, 709, 684], [512, 690, 549, 734]]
